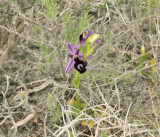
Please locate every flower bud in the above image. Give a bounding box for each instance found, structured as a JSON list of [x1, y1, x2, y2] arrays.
[[87, 34, 100, 43], [141, 45, 145, 54]]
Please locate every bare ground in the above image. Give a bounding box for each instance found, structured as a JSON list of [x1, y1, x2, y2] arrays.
[[0, 0, 160, 137]]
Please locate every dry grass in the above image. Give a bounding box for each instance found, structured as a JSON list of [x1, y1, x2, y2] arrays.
[[0, 0, 160, 137]]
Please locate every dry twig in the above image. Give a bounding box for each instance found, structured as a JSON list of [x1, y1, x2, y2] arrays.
[[10, 113, 36, 130], [0, 19, 25, 71]]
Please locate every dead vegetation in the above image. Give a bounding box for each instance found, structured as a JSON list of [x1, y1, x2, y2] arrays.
[[0, 0, 160, 137]]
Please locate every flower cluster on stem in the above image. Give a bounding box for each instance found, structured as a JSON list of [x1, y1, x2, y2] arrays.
[[65, 29, 100, 88]]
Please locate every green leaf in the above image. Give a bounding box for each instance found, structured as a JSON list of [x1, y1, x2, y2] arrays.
[[68, 93, 87, 118], [75, 92, 80, 106], [19, 91, 25, 99], [87, 46, 96, 56], [123, 74, 136, 84], [142, 71, 157, 86], [124, 53, 131, 61], [139, 53, 150, 65], [71, 107, 81, 117], [68, 98, 84, 118], [107, 1, 112, 6], [40, 44, 46, 51], [81, 120, 94, 127], [45, 47, 50, 55], [79, 103, 87, 110], [72, 71, 81, 89], [48, 93, 54, 101], [83, 45, 88, 61], [86, 109, 94, 115], [86, 43, 90, 53], [101, 130, 109, 137], [41, 0, 59, 19], [33, 25, 41, 34], [39, 64, 46, 71], [47, 56, 53, 63], [69, 130, 74, 137], [137, 53, 150, 71]]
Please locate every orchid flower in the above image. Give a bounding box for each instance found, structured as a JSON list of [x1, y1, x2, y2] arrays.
[[65, 42, 93, 73], [74, 29, 101, 49]]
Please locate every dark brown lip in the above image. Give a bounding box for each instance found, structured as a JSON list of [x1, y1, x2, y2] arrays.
[[74, 57, 87, 74], [79, 33, 83, 42]]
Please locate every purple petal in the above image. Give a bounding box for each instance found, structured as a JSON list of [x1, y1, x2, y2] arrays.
[[79, 53, 84, 60], [74, 43, 81, 49], [88, 29, 92, 37], [85, 31, 89, 39], [65, 58, 75, 73], [69, 54, 73, 58], [95, 39, 101, 44], [67, 42, 76, 54], [85, 29, 92, 39], [75, 49, 79, 55], [80, 39, 86, 44], [86, 55, 93, 59], [78, 54, 93, 60]]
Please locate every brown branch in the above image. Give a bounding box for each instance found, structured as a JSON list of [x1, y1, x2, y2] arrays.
[[10, 104, 36, 130], [0, 19, 25, 71], [14, 80, 65, 101], [10, 113, 36, 130]]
